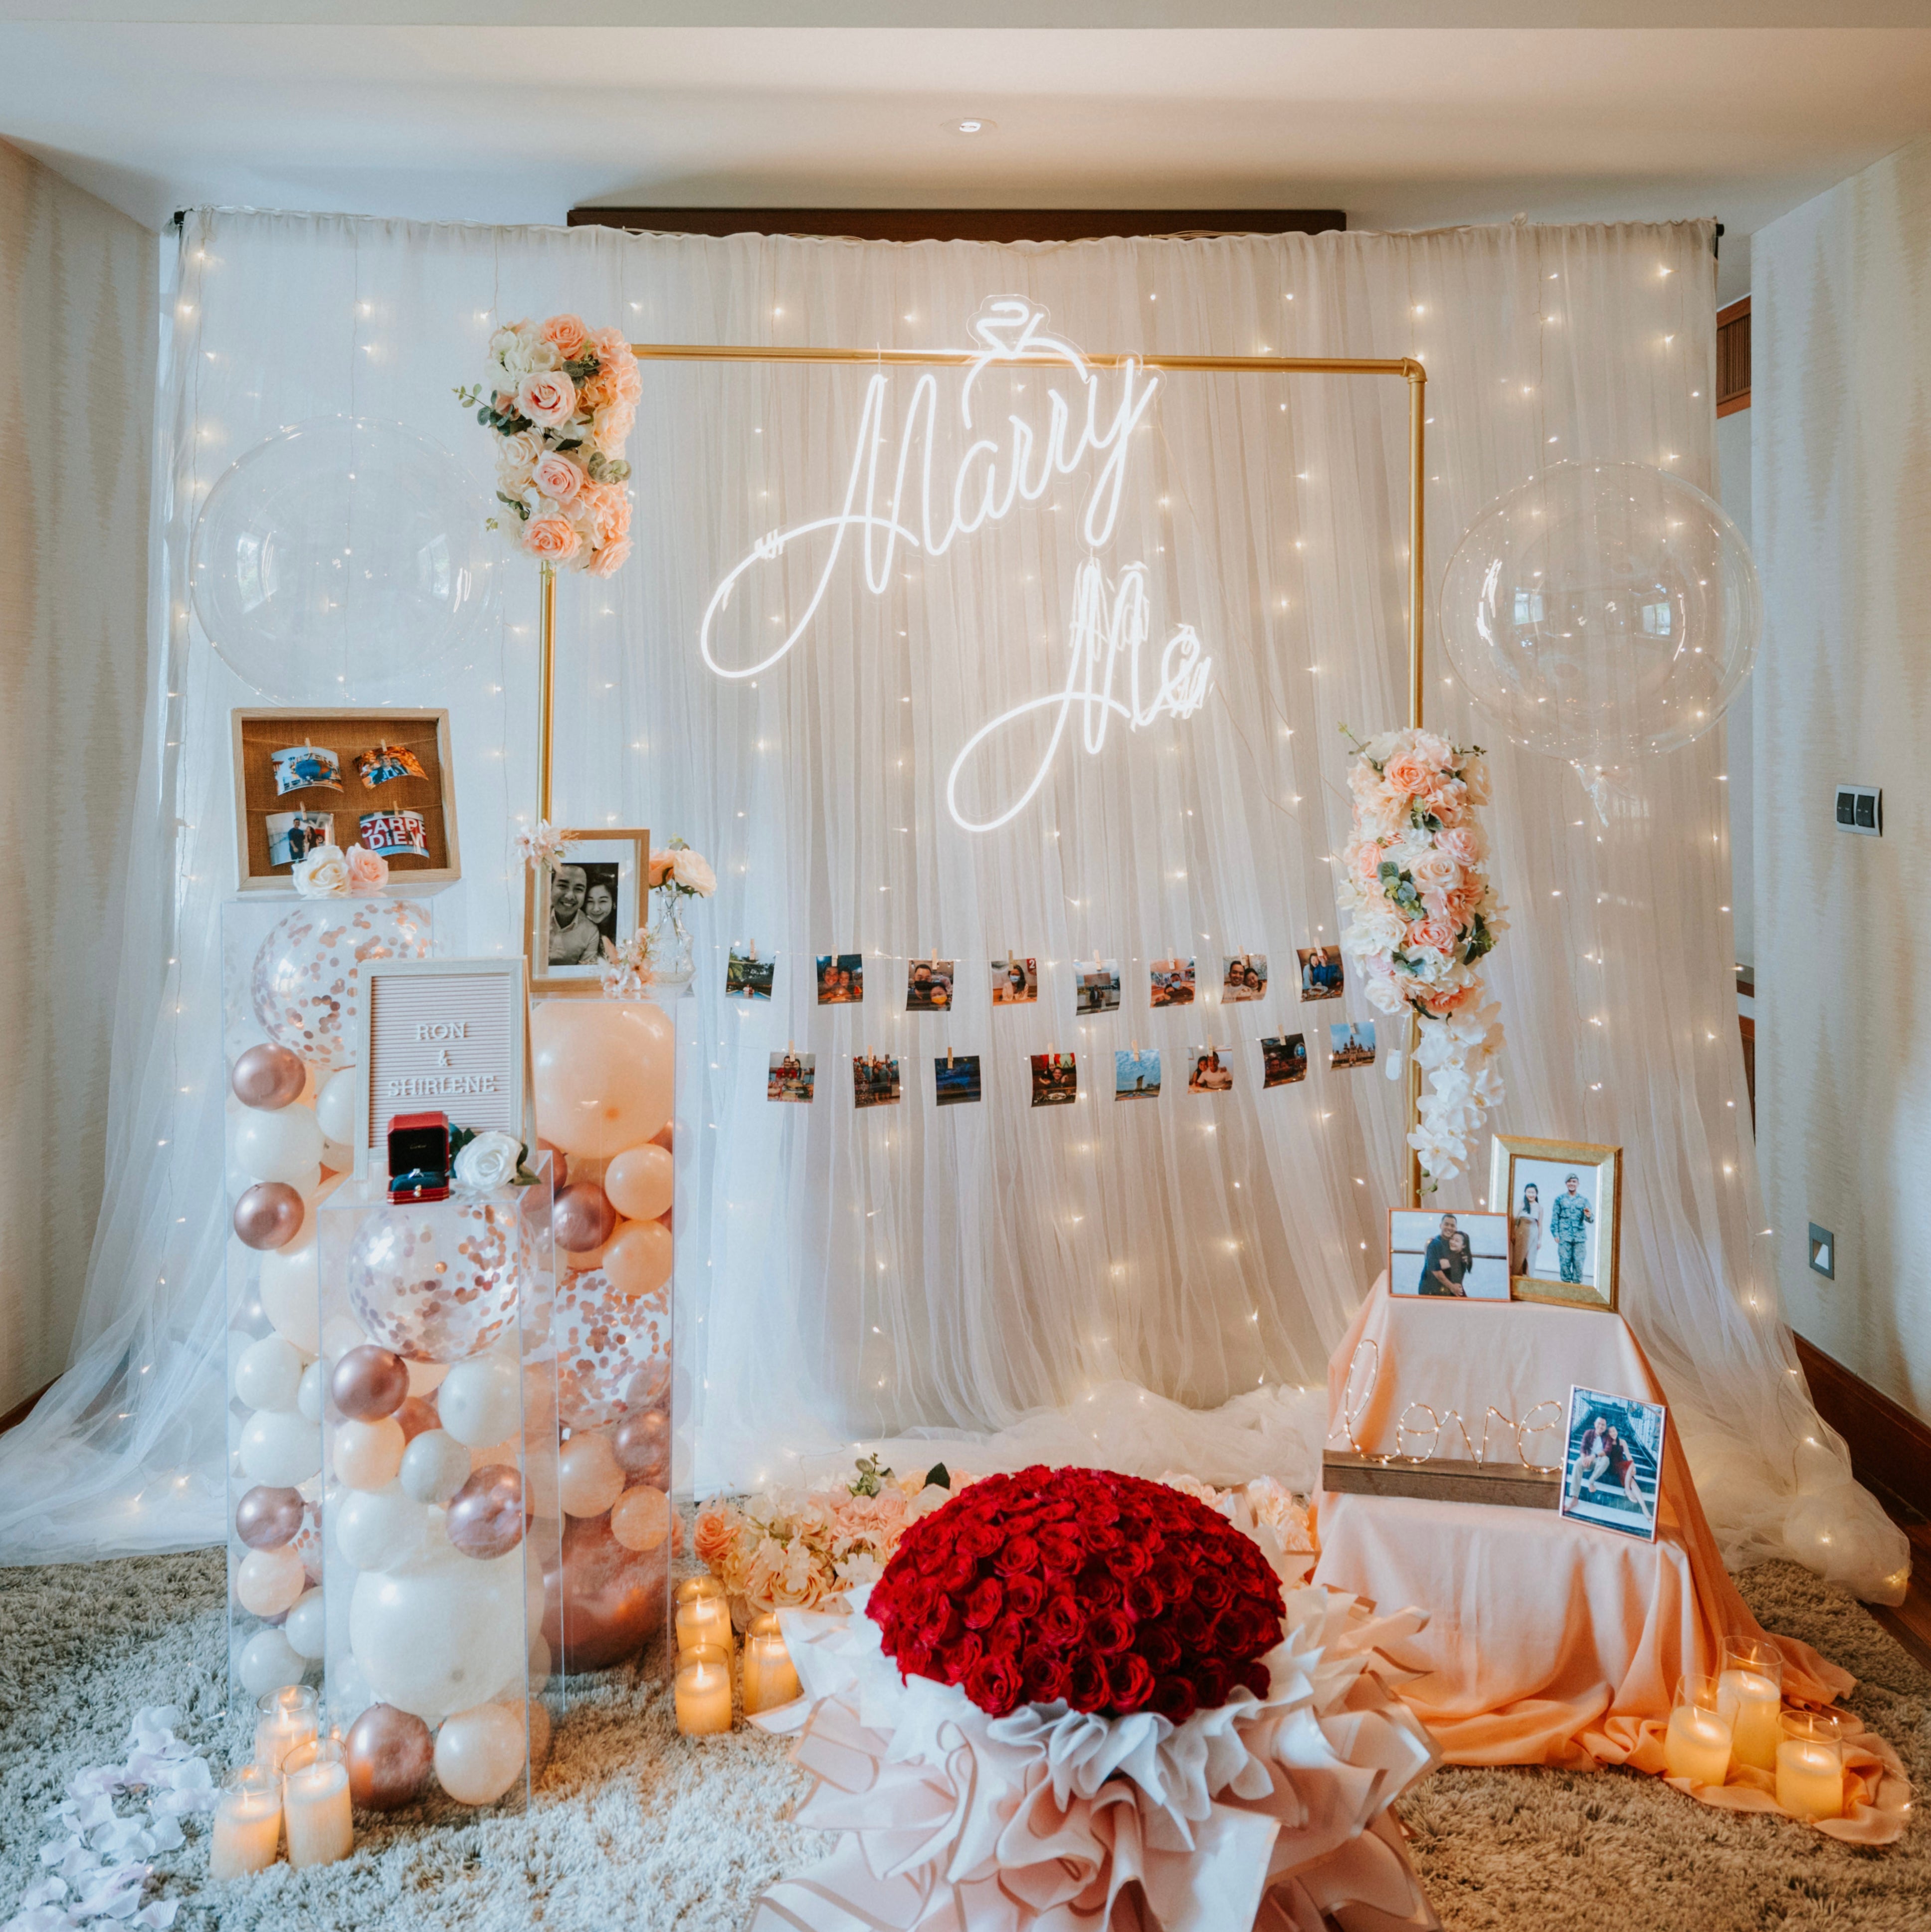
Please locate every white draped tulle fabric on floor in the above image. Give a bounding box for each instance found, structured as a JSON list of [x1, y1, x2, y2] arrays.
[[0, 210, 1905, 1602]]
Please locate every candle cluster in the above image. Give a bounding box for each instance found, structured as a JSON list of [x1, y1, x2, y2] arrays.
[[211, 1689, 357, 1880], [671, 1579, 803, 1737]]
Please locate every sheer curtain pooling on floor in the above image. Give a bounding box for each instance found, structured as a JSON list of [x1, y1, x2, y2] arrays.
[[0, 209, 1905, 1602]]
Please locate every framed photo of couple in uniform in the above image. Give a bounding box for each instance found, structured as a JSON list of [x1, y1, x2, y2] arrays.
[[524, 828, 648, 999], [1488, 1134, 1622, 1312]]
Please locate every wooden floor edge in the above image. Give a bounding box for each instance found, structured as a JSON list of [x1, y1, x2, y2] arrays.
[[0, 1379, 53, 1437]]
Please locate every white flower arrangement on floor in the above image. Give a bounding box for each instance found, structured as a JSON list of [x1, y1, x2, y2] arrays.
[[1336, 725, 1508, 1189]]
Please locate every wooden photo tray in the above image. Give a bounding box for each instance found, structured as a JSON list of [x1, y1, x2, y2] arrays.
[[231, 707, 460, 894]]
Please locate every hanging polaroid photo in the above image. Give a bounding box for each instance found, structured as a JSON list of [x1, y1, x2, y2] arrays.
[[271, 743, 343, 796], [768, 1052, 815, 1102], [906, 959, 955, 1012], [1074, 960, 1122, 1016], [1559, 1387, 1665, 1543], [1329, 1019, 1376, 1069], [935, 1054, 983, 1106], [1388, 1208, 1512, 1300], [1149, 958, 1195, 1007], [1115, 1048, 1160, 1101], [265, 810, 335, 869], [816, 954, 864, 1004], [854, 1052, 903, 1108], [1298, 944, 1345, 1001], [359, 809, 431, 860], [1030, 1052, 1077, 1106], [726, 945, 774, 1000], [1260, 1034, 1308, 1087], [991, 956, 1038, 1005], [356, 742, 428, 789], [1187, 1046, 1234, 1093], [1220, 955, 1269, 1003]]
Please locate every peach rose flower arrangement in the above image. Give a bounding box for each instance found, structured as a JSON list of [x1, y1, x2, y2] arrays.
[[456, 313, 638, 577], [1336, 724, 1508, 1188]]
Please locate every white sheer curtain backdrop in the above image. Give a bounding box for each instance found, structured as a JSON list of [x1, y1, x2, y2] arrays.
[[0, 209, 1903, 1602]]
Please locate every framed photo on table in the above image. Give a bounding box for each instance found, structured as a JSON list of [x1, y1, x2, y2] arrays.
[[1387, 1208, 1511, 1300], [1489, 1134, 1622, 1312], [525, 828, 649, 999]]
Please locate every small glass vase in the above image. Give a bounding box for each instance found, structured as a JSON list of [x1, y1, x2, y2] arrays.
[[649, 898, 696, 991]]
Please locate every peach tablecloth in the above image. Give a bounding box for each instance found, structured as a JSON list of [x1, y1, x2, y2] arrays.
[[1312, 1279, 1853, 1770]]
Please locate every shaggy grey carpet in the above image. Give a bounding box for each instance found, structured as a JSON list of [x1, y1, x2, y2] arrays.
[[0, 1553, 1924, 1930]]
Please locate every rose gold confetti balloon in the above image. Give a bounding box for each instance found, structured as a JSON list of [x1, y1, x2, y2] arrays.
[[542, 1510, 668, 1672], [230, 1043, 309, 1110], [234, 1484, 304, 1551], [347, 1197, 529, 1363], [552, 1182, 617, 1254], [233, 1182, 306, 1251], [446, 1464, 528, 1560], [344, 1702, 434, 1811], [552, 1268, 668, 1431], [331, 1344, 409, 1421], [250, 898, 432, 1072]]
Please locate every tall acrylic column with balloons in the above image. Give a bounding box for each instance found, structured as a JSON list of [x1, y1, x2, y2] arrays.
[[530, 997, 678, 1680], [316, 1159, 558, 1814], [222, 891, 434, 1719]]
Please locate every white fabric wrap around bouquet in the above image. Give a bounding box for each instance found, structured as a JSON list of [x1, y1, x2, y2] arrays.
[[748, 1581, 1442, 1932]]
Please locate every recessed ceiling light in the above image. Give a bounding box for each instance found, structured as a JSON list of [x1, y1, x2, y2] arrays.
[[948, 117, 995, 136]]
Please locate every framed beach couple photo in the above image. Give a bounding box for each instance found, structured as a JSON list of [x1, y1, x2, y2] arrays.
[[1388, 1134, 1622, 1311]]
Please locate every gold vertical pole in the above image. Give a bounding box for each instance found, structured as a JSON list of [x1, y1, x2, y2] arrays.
[[1406, 364, 1427, 1210], [537, 564, 557, 826]]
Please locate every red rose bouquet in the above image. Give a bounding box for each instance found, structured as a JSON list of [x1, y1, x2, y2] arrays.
[[867, 1465, 1286, 1723]]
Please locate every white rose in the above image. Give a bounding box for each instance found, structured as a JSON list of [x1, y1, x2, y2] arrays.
[[670, 847, 717, 896], [452, 1129, 522, 1192], [292, 843, 350, 898]]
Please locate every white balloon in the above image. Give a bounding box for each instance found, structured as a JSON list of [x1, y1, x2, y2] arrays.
[[258, 1232, 321, 1356], [284, 1587, 327, 1661], [436, 1358, 522, 1449], [239, 1408, 321, 1487], [399, 1430, 471, 1506], [315, 1067, 358, 1146], [349, 1545, 527, 1724], [297, 1359, 327, 1423], [334, 1483, 426, 1572], [232, 1105, 325, 1186], [320, 1139, 354, 1174], [238, 1625, 308, 1698], [233, 1335, 305, 1413], [406, 1359, 449, 1397]]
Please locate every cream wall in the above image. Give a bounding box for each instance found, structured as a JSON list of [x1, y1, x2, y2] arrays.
[[1753, 133, 1931, 1423], [0, 144, 155, 1412]]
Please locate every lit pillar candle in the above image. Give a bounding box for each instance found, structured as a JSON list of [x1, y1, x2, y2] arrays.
[[253, 1684, 320, 1775], [1662, 1693, 1732, 1786], [741, 1613, 802, 1716], [674, 1577, 734, 1656], [1716, 1638, 1784, 1772], [674, 1655, 733, 1735], [282, 1738, 354, 1868], [1775, 1713, 1846, 1821], [209, 1764, 283, 1880]]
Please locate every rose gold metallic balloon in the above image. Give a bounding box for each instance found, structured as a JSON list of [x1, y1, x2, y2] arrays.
[[230, 1043, 310, 1110], [344, 1702, 434, 1811], [542, 1510, 668, 1672], [331, 1344, 409, 1421], [553, 1269, 668, 1431], [233, 1182, 306, 1251], [611, 1408, 670, 1485], [552, 1182, 617, 1255], [234, 1484, 304, 1551], [393, 1395, 439, 1443], [447, 1464, 528, 1560], [536, 1140, 569, 1189]]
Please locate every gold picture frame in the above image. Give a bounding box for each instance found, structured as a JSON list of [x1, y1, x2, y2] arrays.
[[524, 828, 650, 1000], [1488, 1134, 1622, 1312]]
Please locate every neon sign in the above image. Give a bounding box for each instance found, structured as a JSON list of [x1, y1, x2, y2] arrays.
[[701, 296, 1213, 831]]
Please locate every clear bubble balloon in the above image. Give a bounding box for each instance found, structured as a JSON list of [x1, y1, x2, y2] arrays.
[[189, 417, 497, 700], [251, 898, 432, 1073], [1439, 461, 1760, 760]]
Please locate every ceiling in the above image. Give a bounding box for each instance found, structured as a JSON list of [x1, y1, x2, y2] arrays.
[[5, 15, 1931, 299]]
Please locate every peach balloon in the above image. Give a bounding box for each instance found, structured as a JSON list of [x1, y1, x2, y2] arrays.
[[531, 1000, 673, 1159], [556, 1431, 625, 1518], [603, 1143, 673, 1223], [650, 1123, 673, 1151], [334, 1416, 405, 1491], [236, 1544, 309, 1618], [562, 1238, 609, 1273], [434, 1701, 528, 1806], [601, 1219, 673, 1301], [609, 1484, 670, 1552]]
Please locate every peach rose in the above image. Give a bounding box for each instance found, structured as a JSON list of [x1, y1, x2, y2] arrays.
[[589, 486, 630, 544], [1437, 825, 1485, 868], [345, 846, 389, 895], [516, 369, 578, 428], [586, 536, 632, 579], [648, 849, 675, 887], [522, 514, 581, 563], [540, 313, 590, 359], [1409, 849, 1461, 893], [1419, 981, 1480, 1016], [1408, 916, 1458, 955], [532, 451, 583, 503], [1383, 751, 1431, 797], [693, 1510, 737, 1571], [591, 402, 636, 455]]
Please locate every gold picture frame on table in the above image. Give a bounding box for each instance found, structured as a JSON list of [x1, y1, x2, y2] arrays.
[[1488, 1134, 1622, 1312], [524, 828, 650, 999]]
